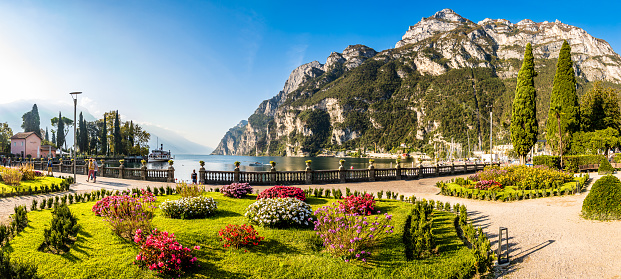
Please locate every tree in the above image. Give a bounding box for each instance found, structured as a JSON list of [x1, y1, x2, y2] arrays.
[[572, 128, 620, 155], [0, 122, 13, 153], [45, 127, 49, 142], [546, 40, 579, 156], [580, 82, 621, 132], [100, 114, 108, 155], [78, 112, 89, 153], [56, 112, 65, 150], [114, 111, 123, 155], [21, 104, 41, 137], [510, 43, 538, 165]]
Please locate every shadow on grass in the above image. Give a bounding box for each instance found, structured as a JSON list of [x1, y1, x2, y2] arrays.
[[191, 249, 251, 279], [212, 209, 242, 219], [253, 238, 300, 255]]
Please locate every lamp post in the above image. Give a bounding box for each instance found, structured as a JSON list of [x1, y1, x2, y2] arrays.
[[70, 92, 82, 184]]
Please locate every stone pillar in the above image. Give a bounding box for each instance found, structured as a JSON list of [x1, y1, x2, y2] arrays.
[[306, 169, 313, 184], [270, 168, 276, 184], [396, 162, 401, 180], [167, 166, 175, 183], [84, 162, 88, 175], [119, 164, 125, 179], [59, 161, 64, 173], [199, 167, 205, 184], [434, 162, 439, 176], [368, 164, 375, 182], [141, 165, 147, 180], [234, 168, 240, 183], [101, 162, 106, 177], [451, 161, 455, 175], [417, 163, 423, 179]]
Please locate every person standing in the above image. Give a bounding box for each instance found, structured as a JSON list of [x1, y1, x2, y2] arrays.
[[47, 158, 53, 176], [92, 159, 98, 183], [191, 169, 197, 184], [87, 158, 94, 182]]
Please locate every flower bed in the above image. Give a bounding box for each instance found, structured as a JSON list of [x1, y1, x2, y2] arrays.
[[469, 165, 573, 190], [218, 224, 264, 249], [160, 196, 218, 219], [245, 197, 312, 227], [314, 203, 393, 262], [257, 185, 306, 201], [221, 183, 253, 199], [92, 190, 156, 239], [133, 228, 200, 276], [338, 194, 376, 215]]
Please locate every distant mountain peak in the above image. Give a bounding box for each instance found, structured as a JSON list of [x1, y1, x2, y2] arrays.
[[431, 8, 466, 23]]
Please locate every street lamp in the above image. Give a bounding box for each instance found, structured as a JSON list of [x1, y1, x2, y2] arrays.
[[70, 92, 82, 184]]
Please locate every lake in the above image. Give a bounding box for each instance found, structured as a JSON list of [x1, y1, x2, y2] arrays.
[[129, 154, 418, 182]]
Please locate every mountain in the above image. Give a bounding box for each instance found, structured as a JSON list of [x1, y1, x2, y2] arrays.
[[0, 100, 213, 154], [212, 9, 621, 157]]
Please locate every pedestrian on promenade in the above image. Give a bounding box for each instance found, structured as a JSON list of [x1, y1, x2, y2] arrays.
[[92, 159, 98, 183], [191, 169, 197, 184], [47, 158, 53, 176], [87, 158, 94, 182]]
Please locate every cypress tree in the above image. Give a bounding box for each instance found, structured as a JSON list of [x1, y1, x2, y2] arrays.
[[57, 112, 65, 149], [45, 127, 49, 141], [511, 43, 538, 165], [100, 115, 108, 155], [114, 111, 122, 155], [546, 40, 579, 157], [78, 112, 89, 153]]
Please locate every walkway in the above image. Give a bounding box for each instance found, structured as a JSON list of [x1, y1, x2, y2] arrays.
[[1, 173, 619, 278]]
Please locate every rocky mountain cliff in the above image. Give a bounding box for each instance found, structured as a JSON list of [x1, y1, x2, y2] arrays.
[[212, 9, 621, 157]]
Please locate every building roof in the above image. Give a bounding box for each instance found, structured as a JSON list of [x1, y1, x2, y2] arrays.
[[10, 132, 42, 140]]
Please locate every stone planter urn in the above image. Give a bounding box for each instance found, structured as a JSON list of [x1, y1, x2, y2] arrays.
[[168, 159, 174, 166], [305, 160, 312, 171], [141, 159, 147, 167], [234, 161, 240, 170], [339, 159, 345, 171], [270, 161, 276, 171], [368, 159, 375, 169]]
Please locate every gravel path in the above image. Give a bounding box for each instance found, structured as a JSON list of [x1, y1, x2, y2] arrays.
[[2, 172, 620, 278]]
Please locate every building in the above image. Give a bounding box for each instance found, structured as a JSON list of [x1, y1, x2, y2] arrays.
[[40, 144, 57, 158], [10, 132, 42, 158]]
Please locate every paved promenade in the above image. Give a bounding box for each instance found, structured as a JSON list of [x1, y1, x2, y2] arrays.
[[1, 172, 619, 278]]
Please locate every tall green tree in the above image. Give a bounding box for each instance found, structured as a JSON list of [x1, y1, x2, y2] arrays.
[[510, 43, 538, 165], [0, 122, 13, 153], [100, 115, 108, 155], [45, 127, 49, 141], [78, 112, 89, 153], [546, 40, 579, 157], [114, 111, 123, 155], [21, 104, 41, 137], [580, 81, 621, 132], [56, 112, 65, 150]]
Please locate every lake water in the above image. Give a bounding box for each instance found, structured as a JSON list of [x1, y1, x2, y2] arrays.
[[126, 154, 418, 182]]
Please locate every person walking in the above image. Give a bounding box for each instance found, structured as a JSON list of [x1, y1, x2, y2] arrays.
[[47, 158, 53, 176], [92, 159, 98, 183], [87, 158, 94, 182], [191, 169, 197, 184]]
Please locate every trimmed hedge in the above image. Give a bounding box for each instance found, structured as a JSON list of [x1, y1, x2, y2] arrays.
[[582, 175, 621, 220], [598, 157, 615, 175], [533, 155, 605, 172]]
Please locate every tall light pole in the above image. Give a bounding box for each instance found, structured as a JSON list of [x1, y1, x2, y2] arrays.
[[70, 92, 82, 184], [487, 104, 493, 163]]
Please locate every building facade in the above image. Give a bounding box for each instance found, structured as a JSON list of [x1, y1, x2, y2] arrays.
[[10, 132, 42, 158]]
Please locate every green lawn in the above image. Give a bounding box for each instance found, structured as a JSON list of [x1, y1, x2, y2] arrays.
[[443, 177, 586, 201], [8, 193, 476, 279], [0, 177, 64, 193]]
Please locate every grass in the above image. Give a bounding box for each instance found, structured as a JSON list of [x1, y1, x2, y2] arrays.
[[443, 177, 585, 200], [0, 177, 64, 193], [8, 193, 475, 279]]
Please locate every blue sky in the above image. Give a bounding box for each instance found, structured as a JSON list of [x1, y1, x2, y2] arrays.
[[0, 0, 619, 150]]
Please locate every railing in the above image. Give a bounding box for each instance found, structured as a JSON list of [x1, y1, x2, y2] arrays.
[[8, 160, 497, 186]]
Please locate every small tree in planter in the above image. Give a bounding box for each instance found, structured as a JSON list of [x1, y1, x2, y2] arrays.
[[234, 161, 241, 170], [168, 160, 174, 166], [199, 160, 205, 167], [119, 159, 125, 166], [270, 161, 276, 171], [140, 159, 147, 166], [305, 160, 312, 170]]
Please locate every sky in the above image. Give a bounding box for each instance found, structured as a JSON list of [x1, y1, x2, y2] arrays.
[[0, 0, 620, 150]]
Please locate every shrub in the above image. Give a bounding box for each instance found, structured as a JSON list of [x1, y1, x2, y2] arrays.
[[220, 183, 253, 199], [598, 157, 615, 175], [0, 167, 22, 186], [40, 204, 79, 253], [175, 181, 203, 198], [133, 228, 200, 276], [256, 185, 306, 201], [245, 197, 312, 228], [338, 194, 376, 216], [92, 191, 156, 239], [313, 203, 393, 262], [0, 250, 39, 279], [218, 224, 264, 249], [11, 206, 28, 234], [582, 175, 621, 220], [403, 201, 434, 260], [533, 155, 561, 169], [160, 196, 217, 219]]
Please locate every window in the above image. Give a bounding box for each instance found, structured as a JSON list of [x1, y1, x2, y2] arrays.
[[21, 142, 24, 146]]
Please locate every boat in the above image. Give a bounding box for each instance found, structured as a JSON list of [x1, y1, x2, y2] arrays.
[[249, 162, 263, 166], [148, 144, 173, 162]]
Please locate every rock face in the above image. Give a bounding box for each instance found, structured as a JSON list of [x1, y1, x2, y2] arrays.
[[394, 8, 621, 82], [212, 9, 621, 156]]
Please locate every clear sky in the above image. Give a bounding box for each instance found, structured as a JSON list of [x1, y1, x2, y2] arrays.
[[1, 0, 620, 149]]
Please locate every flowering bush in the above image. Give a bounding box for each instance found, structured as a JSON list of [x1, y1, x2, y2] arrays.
[[160, 196, 217, 219], [176, 181, 203, 198], [314, 203, 394, 262], [133, 228, 200, 276], [338, 194, 376, 215], [475, 180, 503, 191], [0, 166, 22, 186], [92, 190, 156, 239], [257, 185, 306, 201], [245, 197, 312, 227], [218, 224, 264, 249], [471, 165, 573, 190], [220, 183, 253, 199]]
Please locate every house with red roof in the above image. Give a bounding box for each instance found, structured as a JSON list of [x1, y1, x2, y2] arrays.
[[10, 132, 42, 159]]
